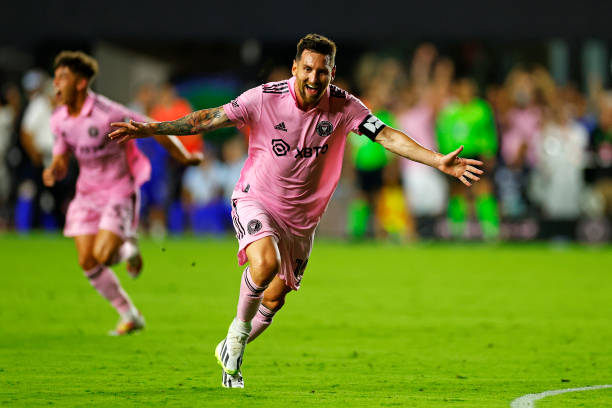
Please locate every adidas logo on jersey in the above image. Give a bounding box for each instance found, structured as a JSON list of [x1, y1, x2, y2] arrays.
[[274, 122, 287, 132]]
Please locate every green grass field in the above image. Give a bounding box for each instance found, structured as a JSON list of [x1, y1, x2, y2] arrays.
[[1, 234, 611, 407]]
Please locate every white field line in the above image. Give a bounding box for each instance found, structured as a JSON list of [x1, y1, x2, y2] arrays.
[[510, 384, 612, 407]]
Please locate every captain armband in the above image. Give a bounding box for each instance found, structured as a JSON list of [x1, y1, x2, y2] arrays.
[[357, 114, 386, 141]]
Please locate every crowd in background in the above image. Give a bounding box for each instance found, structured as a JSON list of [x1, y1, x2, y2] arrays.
[[1, 43, 611, 242], [337, 44, 612, 243]]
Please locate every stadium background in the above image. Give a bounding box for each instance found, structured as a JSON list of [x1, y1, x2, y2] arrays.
[[2, 0, 612, 242]]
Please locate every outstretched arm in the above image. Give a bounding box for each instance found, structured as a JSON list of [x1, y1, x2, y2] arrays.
[[109, 106, 234, 144], [375, 126, 483, 186], [153, 134, 203, 166]]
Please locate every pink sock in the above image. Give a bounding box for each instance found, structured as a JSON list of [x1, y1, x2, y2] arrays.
[[236, 267, 266, 323], [247, 304, 276, 343], [84, 265, 133, 315]]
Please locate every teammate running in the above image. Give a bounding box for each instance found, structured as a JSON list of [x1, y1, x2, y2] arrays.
[[44, 51, 201, 335], [109, 34, 483, 385]]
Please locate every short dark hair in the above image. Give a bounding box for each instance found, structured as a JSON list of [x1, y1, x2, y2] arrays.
[[296, 34, 336, 66], [54, 51, 99, 81]]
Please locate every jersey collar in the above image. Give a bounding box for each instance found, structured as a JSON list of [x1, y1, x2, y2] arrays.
[[288, 76, 330, 112], [80, 91, 96, 117], [57, 91, 95, 119]]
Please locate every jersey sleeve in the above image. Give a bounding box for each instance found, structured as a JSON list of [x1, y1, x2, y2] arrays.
[[344, 93, 387, 141], [222, 86, 262, 129]]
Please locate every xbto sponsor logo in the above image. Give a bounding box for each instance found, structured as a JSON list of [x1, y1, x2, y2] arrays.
[[295, 144, 328, 158]]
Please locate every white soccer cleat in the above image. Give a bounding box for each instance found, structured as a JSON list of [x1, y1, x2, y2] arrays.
[[222, 371, 244, 388], [215, 332, 247, 376]]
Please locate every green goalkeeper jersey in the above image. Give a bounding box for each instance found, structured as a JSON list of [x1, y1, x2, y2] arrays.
[[436, 99, 497, 158], [349, 109, 397, 171]]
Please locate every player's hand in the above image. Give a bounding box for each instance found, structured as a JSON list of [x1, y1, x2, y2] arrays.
[[437, 145, 484, 187], [184, 151, 204, 166], [108, 120, 154, 144]]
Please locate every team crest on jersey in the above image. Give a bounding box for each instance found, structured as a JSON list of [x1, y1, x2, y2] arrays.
[[247, 219, 262, 234], [316, 121, 333, 137], [271, 139, 290, 156], [88, 126, 99, 137]]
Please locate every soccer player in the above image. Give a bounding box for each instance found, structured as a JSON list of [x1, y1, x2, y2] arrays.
[[43, 51, 202, 335], [109, 34, 483, 386]]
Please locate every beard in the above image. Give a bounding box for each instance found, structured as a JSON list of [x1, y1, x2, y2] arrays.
[[298, 81, 324, 105]]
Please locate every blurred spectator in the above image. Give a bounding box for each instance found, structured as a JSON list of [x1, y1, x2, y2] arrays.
[[0, 87, 16, 229], [495, 68, 542, 230], [218, 133, 247, 201], [182, 153, 225, 204], [131, 82, 169, 236], [150, 83, 203, 153], [377, 158, 414, 242], [145, 82, 203, 236], [398, 46, 451, 237], [3, 83, 25, 230], [20, 70, 55, 167], [128, 81, 157, 116], [182, 133, 246, 234], [530, 98, 588, 220], [436, 77, 500, 239], [19, 69, 61, 230], [347, 57, 400, 239], [589, 92, 612, 217]]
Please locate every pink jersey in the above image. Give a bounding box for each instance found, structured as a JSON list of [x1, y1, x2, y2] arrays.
[[223, 77, 384, 236], [50, 92, 151, 197]]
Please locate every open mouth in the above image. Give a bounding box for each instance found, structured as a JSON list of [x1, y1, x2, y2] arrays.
[[304, 83, 320, 96]]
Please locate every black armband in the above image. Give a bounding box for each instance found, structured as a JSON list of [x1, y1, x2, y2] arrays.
[[358, 114, 386, 141]]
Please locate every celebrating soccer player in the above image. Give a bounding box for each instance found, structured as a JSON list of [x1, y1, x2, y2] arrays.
[[109, 34, 483, 386], [44, 51, 202, 336]]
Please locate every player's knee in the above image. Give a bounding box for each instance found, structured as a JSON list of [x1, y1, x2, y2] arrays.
[[249, 252, 280, 284], [78, 254, 97, 270], [92, 244, 114, 266]]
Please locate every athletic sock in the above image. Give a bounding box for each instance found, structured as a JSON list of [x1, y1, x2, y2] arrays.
[[84, 265, 135, 318], [236, 267, 266, 326], [448, 195, 468, 238], [476, 194, 500, 240], [247, 304, 276, 343]]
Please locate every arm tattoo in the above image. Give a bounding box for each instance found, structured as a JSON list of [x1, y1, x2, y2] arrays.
[[153, 107, 231, 135]]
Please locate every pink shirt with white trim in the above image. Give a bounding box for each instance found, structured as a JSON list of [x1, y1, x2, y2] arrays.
[[223, 77, 385, 235], [51, 92, 151, 197]]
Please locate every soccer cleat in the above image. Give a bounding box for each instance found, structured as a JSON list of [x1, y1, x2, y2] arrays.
[[222, 371, 244, 388], [126, 251, 143, 279], [215, 334, 247, 376], [108, 313, 145, 336]]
